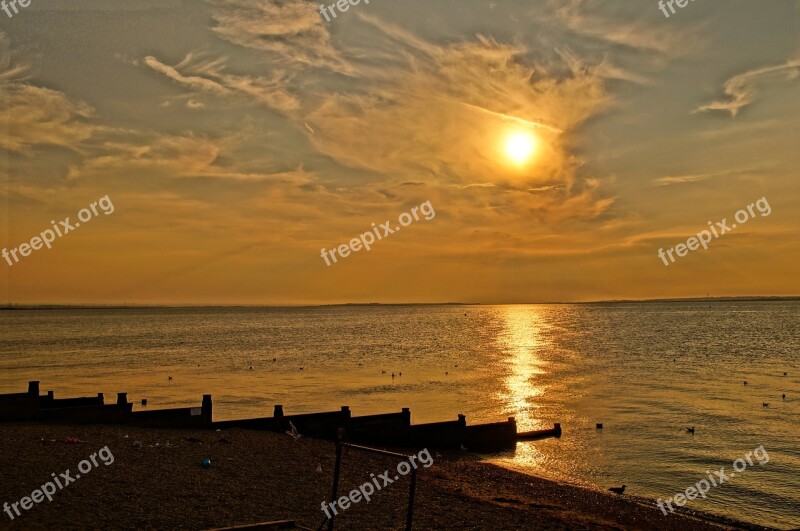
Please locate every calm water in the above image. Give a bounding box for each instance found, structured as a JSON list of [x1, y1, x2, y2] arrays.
[[1, 303, 798, 528]]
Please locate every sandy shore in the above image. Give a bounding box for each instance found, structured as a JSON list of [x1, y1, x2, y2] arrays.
[[0, 424, 773, 530]]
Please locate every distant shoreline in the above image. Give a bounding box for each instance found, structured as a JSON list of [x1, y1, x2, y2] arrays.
[[1, 296, 798, 310]]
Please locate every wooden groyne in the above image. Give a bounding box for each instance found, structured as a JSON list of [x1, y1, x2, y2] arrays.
[[0, 381, 561, 453], [518, 423, 562, 440]]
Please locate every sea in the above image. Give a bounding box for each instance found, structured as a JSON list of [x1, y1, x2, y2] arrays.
[[1, 302, 798, 528]]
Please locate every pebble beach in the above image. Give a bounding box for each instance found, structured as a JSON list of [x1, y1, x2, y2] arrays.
[[0, 424, 772, 531]]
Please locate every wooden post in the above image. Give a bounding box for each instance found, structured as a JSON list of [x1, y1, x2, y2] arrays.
[[27, 381, 39, 398], [202, 395, 213, 423]]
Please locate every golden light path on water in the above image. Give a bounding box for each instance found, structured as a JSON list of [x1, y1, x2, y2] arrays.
[[496, 306, 549, 469]]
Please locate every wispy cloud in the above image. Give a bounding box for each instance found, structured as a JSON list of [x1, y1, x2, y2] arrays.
[[144, 53, 300, 113], [143, 55, 231, 95], [696, 59, 800, 117], [652, 166, 768, 187], [549, 0, 696, 55], [206, 0, 353, 74], [0, 40, 97, 157]]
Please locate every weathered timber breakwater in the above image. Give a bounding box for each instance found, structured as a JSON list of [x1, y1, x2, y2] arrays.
[[0, 381, 561, 452]]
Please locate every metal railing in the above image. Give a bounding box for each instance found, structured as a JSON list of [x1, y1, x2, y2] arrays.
[[322, 429, 418, 531]]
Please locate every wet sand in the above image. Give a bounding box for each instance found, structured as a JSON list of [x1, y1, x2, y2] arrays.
[[0, 424, 773, 530]]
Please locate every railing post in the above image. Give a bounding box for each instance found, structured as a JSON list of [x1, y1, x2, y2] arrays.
[[327, 428, 345, 531], [406, 466, 418, 531]]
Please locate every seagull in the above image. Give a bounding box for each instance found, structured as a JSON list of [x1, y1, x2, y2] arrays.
[[743, 380, 748, 385], [392, 373, 395, 379], [286, 421, 302, 440], [168, 376, 173, 381], [381, 370, 386, 374], [608, 485, 627, 495], [273, 358, 277, 362], [762, 403, 769, 408], [784, 372, 788, 376], [685, 427, 695, 435], [782, 394, 786, 400], [299, 367, 304, 371]]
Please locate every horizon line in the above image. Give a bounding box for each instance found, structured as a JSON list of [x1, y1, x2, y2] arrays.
[[1, 295, 799, 310]]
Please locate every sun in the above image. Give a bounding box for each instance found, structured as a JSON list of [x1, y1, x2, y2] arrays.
[[504, 131, 538, 166]]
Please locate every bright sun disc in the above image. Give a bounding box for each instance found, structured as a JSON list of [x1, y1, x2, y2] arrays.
[[505, 132, 537, 165]]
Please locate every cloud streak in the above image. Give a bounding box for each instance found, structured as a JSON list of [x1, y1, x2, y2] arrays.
[[144, 54, 300, 113], [696, 59, 800, 117], [207, 0, 353, 74]]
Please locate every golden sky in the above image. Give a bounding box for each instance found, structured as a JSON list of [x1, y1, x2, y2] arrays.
[[1, 0, 799, 304]]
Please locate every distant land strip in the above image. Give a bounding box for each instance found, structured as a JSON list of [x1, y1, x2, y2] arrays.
[[1, 296, 799, 310]]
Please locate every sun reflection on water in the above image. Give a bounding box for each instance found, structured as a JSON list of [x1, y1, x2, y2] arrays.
[[496, 306, 550, 431], [492, 306, 562, 471]]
